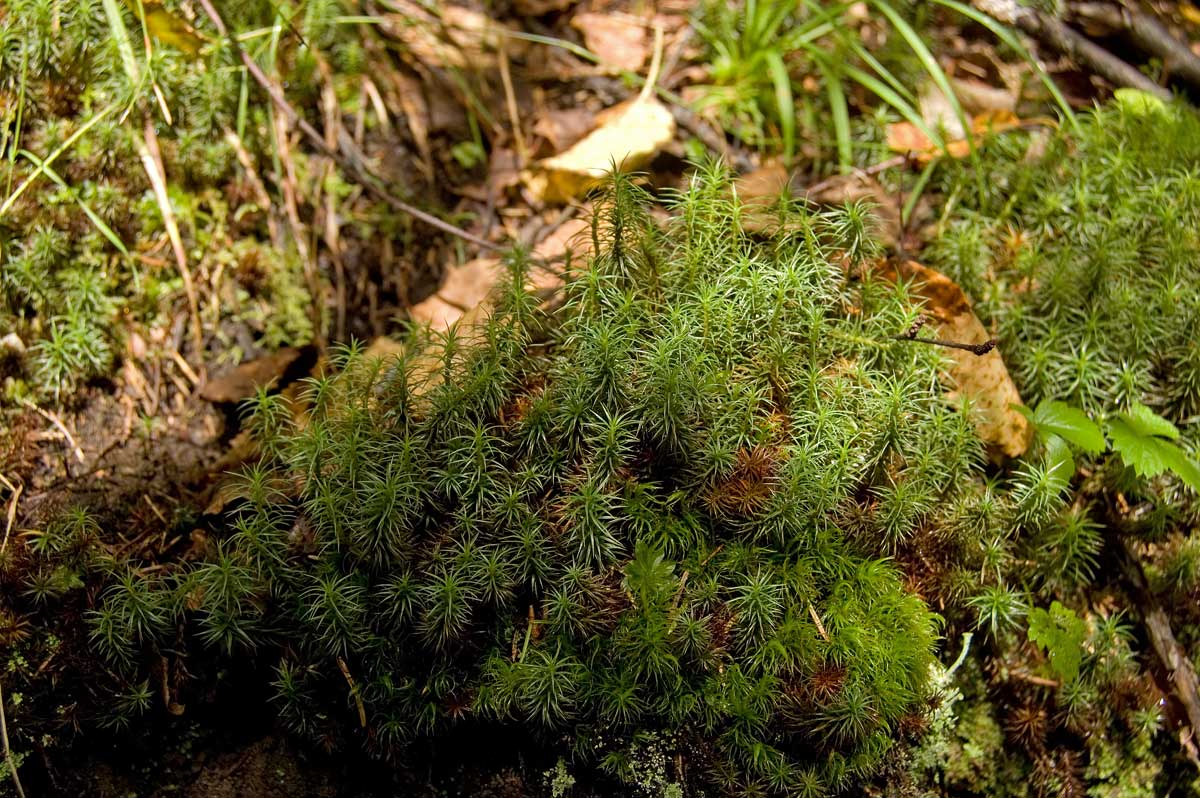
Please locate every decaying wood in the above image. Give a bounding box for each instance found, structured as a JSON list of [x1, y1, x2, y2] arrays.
[[972, 0, 1172, 99], [1067, 2, 1200, 91], [1118, 537, 1200, 745]]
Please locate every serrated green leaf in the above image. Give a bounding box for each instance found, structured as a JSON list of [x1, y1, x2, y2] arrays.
[[1027, 601, 1086, 683], [1109, 417, 1172, 478], [1120, 403, 1180, 440], [1033, 400, 1106, 454], [1160, 445, 1200, 493]]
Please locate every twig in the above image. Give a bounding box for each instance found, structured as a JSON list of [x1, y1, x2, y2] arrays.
[[808, 603, 830, 641], [498, 36, 528, 166], [971, 0, 1171, 99], [20, 398, 84, 463], [1117, 538, 1200, 741], [803, 156, 908, 198], [195, 0, 503, 254], [0, 473, 21, 556], [1010, 669, 1060, 688], [336, 657, 368, 728], [636, 25, 665, 105], [1067, 2, 1200, 91], [138, 117, 206, 371], [0, 681, 27, 798], [888, 333, 998, 356]]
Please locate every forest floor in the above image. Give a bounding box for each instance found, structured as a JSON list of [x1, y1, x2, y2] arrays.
[[3, 0, 1200, 796]]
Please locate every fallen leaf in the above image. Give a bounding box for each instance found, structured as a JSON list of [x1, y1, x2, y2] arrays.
[[572, 12, 648, 72], [515, 0, 576, 14], [126, 0, 207, 57], [409, 258, 504, 332], [950, 77, 1017, 114], [876, 260, 1032, 459], [530, 216, 591, 296], [887, 109, 1027, 163], [199, 346, 316, 404], [734, 163, 792, 204], [382, 2, 525, 70], [532, 107, 595, 154], [534, 217, 592, 262], [918, 85, 967, 140], [524, 96, 676, 203], [391, 71, 433, 180], [808, 174, 902, 248]]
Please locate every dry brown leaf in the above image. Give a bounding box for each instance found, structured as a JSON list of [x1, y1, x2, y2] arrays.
[[951, 77, 1018, 114], [532, 107, 595, 154], [809, 174, 903, 248], [734, 163, 791, 204], [515, 0, 576, 14], [918, 85, 967, 140], [877, 260, 1032, 459], [523, 96, 676, 203], [409, 258, 504, 332], [887, 109, 1026, 163], [382, 2, 525, 70], [199, 346, 316, 404], [572, 12, 648, 72], [391, 71, 433, 180], [534, 217, 592, 261]]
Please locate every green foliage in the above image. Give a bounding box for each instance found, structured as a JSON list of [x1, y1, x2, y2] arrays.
[[1026, 601, 1086, 684], [0, 0, 359, 403], [88, 167, 998, 794], [1108, 403, 1200, 492], [929, 99, 1200, 427]]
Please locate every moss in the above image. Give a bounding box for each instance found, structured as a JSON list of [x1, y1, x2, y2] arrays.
[[73, 167, 1007, 794], [927, 99, 1200, 423]]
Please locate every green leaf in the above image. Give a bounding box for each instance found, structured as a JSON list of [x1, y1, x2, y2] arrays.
[[1108, 408, 1200, 492], [1033, 400, 1106, 454], [1108, 417, 1171, 478], [1027, 601, 1086, 684], [1158, 443, 1200, 493], [1114, 88, 1169, 116], [1120, 403, 1180, 440], [765, 50, 795, 161], [1044, 433, 1075, 482]]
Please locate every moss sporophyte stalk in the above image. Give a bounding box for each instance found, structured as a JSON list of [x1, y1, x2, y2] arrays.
[[76, 165, 999, 793]]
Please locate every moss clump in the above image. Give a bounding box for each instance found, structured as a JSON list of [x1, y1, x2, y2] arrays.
[[927, 96, 1200, 421], [88, 167, 989, 793]]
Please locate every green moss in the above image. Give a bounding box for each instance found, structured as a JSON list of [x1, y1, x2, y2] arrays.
[[80, 167, 1004, 794], [927, 99, 1200, 423]]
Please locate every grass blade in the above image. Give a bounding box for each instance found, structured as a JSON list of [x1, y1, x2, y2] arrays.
[[18, 151, 130, 255], [930, 0, 1078, 131], [843, 64, 944, 147], [0, 105, 119, 218], [765, 51, 796, 160], [902, 157, 938, 226], [817, 58, 852, 169]]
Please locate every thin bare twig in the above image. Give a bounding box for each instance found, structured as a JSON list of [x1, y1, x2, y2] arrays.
[[138, 117, 206, 372], [498, 36, 528, 166], [0, 473, 21, 556], [1117, 538, 1200, 742], [196, 0, 503, 254], [336, 657, 368, 728], [20, 398, 84, 463], [1068, 2, 1200, 91]]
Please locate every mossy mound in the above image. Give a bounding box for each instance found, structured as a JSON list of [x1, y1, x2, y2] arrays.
[[84, 167, 991, 794], [929, 95, 1200, 421]]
